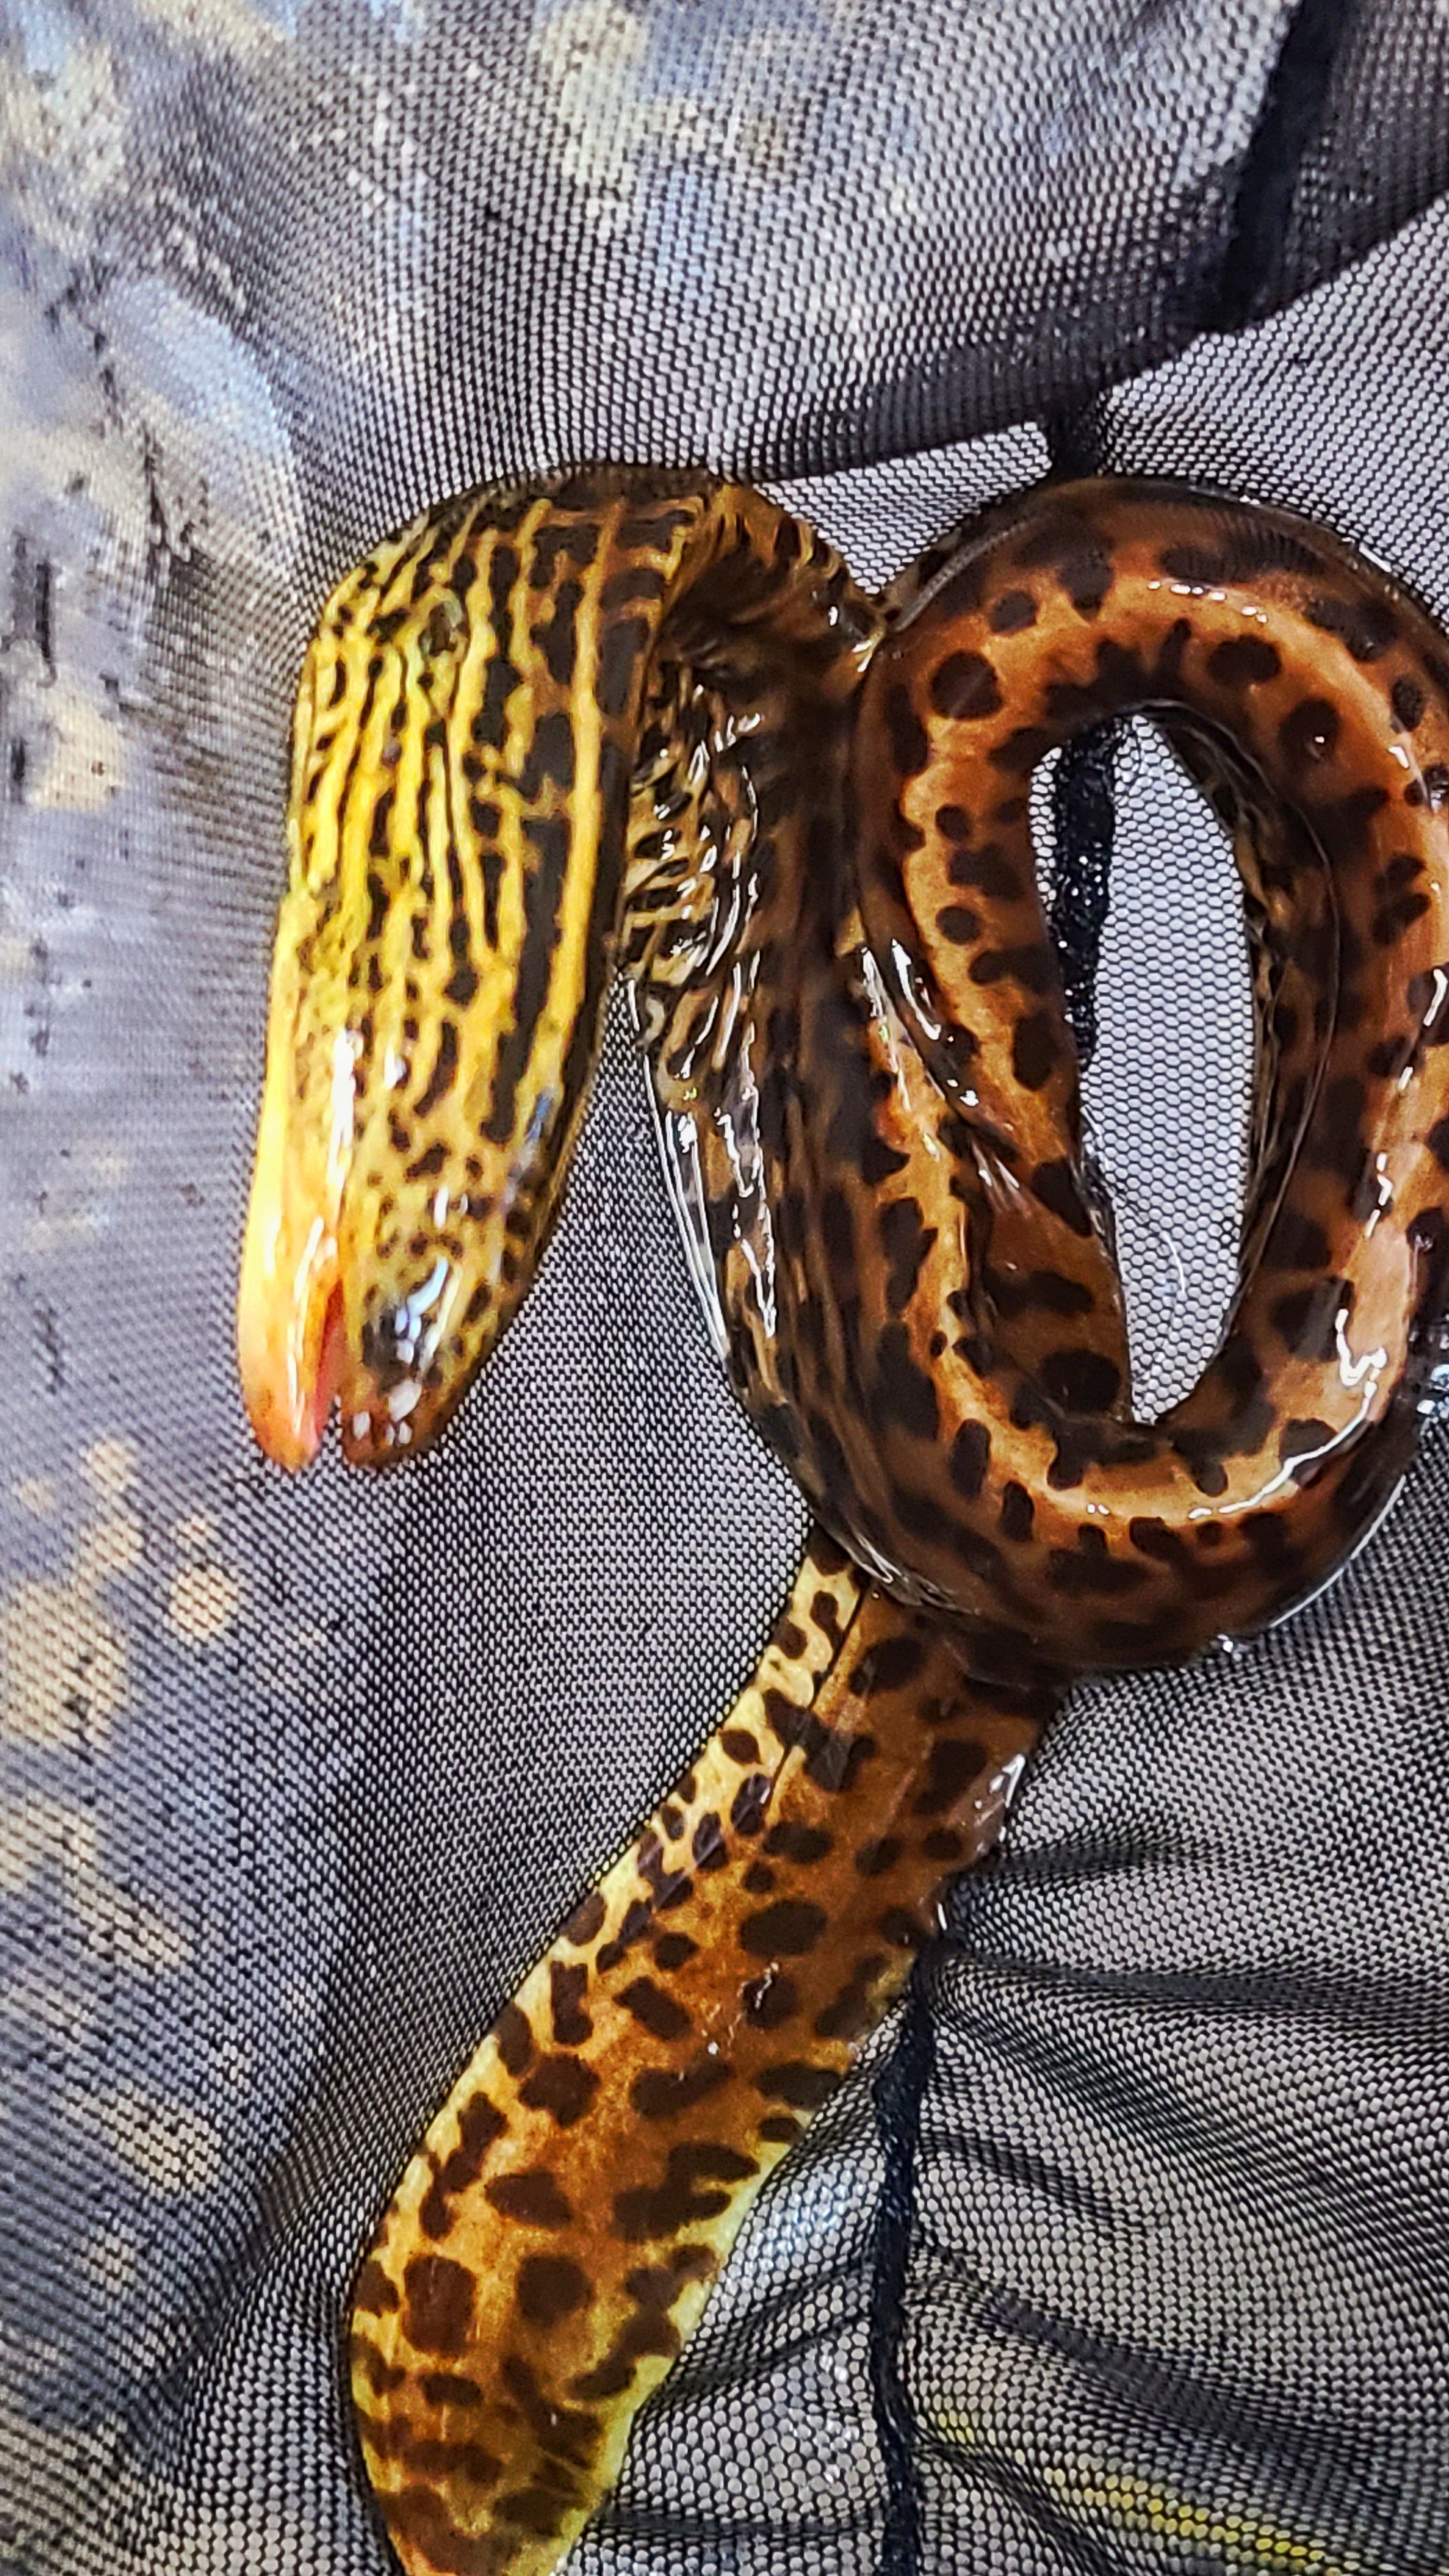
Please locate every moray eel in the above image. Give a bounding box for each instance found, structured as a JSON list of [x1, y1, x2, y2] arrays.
[[237, 473, 1449, 2575]]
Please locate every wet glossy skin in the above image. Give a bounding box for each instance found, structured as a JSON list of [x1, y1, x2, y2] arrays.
[[238, 473, 1449, 2575], [678, 481, 1449, 1684]]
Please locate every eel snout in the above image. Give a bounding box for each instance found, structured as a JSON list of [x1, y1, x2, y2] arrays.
[[236, 997, 351, 1473]]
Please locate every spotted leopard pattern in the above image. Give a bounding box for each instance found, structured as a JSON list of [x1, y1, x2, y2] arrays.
[[660, 480, 1449, 1687], [350, 1532, 1040, 2573], [237, 473, 1449, 2576]]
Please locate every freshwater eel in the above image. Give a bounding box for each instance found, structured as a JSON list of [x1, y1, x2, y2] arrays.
[[236, 471, 1449, 2574]]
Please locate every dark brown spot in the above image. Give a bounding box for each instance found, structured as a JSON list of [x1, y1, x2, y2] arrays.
[[946, 843, 1017, 902], [1392, 674, 1427, 731], [432, 2090, 508, 2198], [988, 588, 1036, 634], [872, 1322, 940, 1440], [935, 902, 982, 944], [494, 2487, 570, 2540], [1011, 1009, 1059, 1091], [912, 1736, 988, 1816], [567, 2354, 634, 2404], [420, 2372, 484, 2409], [383, 2481, 511, 2563], [1279, 697, 1340, 766], [764, 1820, 832, 1864], [813, 1952, 889, 2041], [618, 1977, 693, 2043], [515, 2253, 592, 2330], [588, 2302, 684, 2385], [930, 652, 1002, 721], [950, 1420, 991, 1501], [406, 2438, 505, 2491], [521, 707, 576, 793], [1368, 1032, 1416, 1079], [1126, 1516, 1188, 1569], [719, 1728, 760, 1764], [1322, 782, 1389, 854], [970, 939, 1056, 992], [1239, 1510, 1303, 1577], [630, 2054, 732, 2119], [848, 1630, 928, 1694], [635, 1830, 690, 1909], [1208, 635, 1282, 689], [413, 1019, 459, 1118], [1279, 1417, 1337, 1478], [739, 1898, 828, 1958], [1372, 889, 1432, 945], [756, 2061, 841, 2113], [762, 1686, 875, 1795], [353, 2342, 406, 2398], [562, 1889, 606, 1948], [988, 723, 1054, 776], [1017, 516, 1114, 615], [1265, 1208, 1333, 1269], [485, 2170, 574, 2228], [1000, 1482, 1034, 1541], [549, 1960, 591, 2048], [518, 2054, 600, 2128], [493, 2003, 534, 2078], [594, 1896, 656, 1973], [985, 1264, 1095, 1321], [691, 1812, 726, 1872], [855, 1837, 902, 1876], [601, 563, 666, 611], [922, 1828, 966, 1864], [1040, 1349, 1121, 1413], [418, 2180, 454, 2241], [882, 1195, 939, 1318], [353, 2259, 401, 2318], [1031, 1158, 1093, 1235], [730, 1772, 772, 1836], [1055, 542, 1114, 616], [402, 2254, 475, 2358], [1268, 1272, 1351, 1360]]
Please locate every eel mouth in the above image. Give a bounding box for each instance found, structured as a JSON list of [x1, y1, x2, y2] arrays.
[[234, 993, 560, 1476]]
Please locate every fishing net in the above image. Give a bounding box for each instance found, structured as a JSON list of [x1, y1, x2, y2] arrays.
[[3, 1, 1448, 2568]]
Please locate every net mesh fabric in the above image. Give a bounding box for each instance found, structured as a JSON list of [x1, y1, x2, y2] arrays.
[[3, 3, 1448, 2570]]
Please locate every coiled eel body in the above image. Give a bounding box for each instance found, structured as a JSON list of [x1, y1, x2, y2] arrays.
[[237, 473, 1449, 2575]]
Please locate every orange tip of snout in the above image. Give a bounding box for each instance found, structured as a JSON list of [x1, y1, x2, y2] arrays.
[[236, 1054, 347, 1473]]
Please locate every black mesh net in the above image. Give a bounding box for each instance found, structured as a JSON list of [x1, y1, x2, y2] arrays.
[[4, 3, 1448, 2570]]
